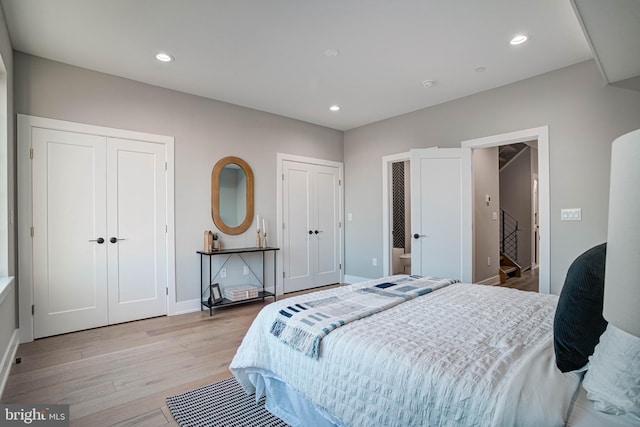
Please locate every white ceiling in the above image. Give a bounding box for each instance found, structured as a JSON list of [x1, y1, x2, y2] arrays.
[[1, 0, 594, 131], [571, 0, 640, 88]]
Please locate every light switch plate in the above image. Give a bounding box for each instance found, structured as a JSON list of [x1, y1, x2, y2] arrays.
[[561, 208, 582, 221]]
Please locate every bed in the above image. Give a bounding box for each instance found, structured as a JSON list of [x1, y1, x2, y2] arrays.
[[230, 271, 638, 426]]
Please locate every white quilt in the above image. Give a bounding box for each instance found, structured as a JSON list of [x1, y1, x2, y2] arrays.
[[231, 281, 580, 427]]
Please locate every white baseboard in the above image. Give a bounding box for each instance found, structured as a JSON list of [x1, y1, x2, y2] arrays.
[[477, 275, 501, 286], [343, 275, 372, 284], [0, 329, 19, 398], [172, 299, 201, 315]]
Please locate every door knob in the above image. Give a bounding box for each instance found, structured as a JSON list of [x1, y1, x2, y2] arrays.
[[314, 230, 321, 234], [308, 230, 313, 235], [89, 237, 105, 244], [110, 237, 126, 243], [413, 234, 427, 239]]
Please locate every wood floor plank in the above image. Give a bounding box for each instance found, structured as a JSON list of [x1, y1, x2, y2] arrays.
[[109, 409, 170, 427]]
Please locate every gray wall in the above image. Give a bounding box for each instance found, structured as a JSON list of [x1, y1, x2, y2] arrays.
[[14, 53, 343, 302], [500, 147, 533, 269], [0, 1, 16, 379], [344, 60, 640, 294], [473, 147, 499, 283]]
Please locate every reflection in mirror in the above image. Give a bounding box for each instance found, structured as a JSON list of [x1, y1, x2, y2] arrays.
[[219, 164, 246, 228], [211, 156, 254, 235]]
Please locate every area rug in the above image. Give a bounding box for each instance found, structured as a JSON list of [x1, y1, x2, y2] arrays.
[[166, 376, 289, 427]]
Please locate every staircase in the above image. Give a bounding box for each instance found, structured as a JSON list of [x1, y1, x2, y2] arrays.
[[500, 209, 522, 284], [500, 253, 522, 284]]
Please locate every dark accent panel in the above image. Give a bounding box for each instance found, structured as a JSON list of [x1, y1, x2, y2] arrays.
[[392, 162, 405, 249]]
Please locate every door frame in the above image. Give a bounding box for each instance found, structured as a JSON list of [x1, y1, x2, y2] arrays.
[[461, 126, 550, 293], [276, 153, 344, 296], [17, 115, 176, 343]]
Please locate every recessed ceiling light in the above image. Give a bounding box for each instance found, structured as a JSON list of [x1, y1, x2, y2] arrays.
[[510, 35, 528, 45], [324, 48, 340, 57], [329, 105, 340, 112], [422, 80, 436, 88], [155, 52, 174, 62], [475, 66, 487, 73]]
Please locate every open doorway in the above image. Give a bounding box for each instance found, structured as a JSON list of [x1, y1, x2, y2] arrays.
[[470, 142, 539, 290], [390, 160, 412, 274], [381, 127, 549, 294], [462, 126, 549, 294], [382, 152, 409, 276]]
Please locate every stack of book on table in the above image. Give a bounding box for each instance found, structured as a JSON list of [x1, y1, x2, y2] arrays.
[[223, 284, 259, 301]]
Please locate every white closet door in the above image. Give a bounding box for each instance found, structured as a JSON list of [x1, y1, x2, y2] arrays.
[[283, 160, 341, 293], [32, 128, 108, 339], [314, 165, 341, 286], [283, 161, 314, 292], [410, 148, 462, 280], [106, 138, 168, 323]]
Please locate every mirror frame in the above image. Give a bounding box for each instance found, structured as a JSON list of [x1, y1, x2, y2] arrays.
[[211, 156, 254, 235]]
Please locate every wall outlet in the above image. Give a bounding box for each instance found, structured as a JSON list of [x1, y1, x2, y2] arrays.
[[220, 268, 227, 278], [372, 257, 377, 267], [243, 266, 250, 275], [487, 256, 491, 266]]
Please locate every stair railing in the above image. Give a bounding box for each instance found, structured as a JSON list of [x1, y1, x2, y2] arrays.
[[500, 209, 518, 262]]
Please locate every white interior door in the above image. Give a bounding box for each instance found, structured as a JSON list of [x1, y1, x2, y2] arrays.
[[283, 160, 341, 293], [283, 161, 314, 292], [314, 165, 341, 286], [107, 138, 168, 323], [32, 128, 108, 338], [410, 148, 462, 280]]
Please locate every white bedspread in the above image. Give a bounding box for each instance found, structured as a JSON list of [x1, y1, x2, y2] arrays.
[[231, 281, 580, 426]]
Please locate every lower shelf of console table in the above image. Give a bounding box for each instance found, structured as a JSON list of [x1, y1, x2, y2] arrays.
[[198, 247, 279, 316]]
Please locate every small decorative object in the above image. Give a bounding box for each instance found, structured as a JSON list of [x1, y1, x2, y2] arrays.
[[256, 213, 261, 247], [204, 230, 214, 253], [209, 283, 223, 305], [262, 218, 267, 248], [212, 232, 220, 251]]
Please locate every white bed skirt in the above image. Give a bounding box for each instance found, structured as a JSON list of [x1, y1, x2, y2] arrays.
[[246, 369, 344, 427]]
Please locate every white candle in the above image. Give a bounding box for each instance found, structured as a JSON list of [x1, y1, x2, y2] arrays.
[[263, 218, 266, 233], [257, 214, 260, 230]]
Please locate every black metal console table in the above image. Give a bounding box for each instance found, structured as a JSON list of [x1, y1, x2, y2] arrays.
[[198, 246, 279, 315]]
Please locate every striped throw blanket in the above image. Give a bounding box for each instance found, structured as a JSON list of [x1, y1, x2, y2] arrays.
[[270, 276, 457, 358]]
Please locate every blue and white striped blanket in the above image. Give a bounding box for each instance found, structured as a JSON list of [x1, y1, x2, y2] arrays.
[[270, 275, 457, 358]]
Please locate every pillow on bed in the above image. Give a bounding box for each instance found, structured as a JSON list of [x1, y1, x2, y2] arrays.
[[583, 324, 640, 420], [553, 243, 608, 372]]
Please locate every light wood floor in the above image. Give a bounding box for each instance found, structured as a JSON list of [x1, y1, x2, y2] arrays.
[[2, 302, 270, 426], [2, 276, 539, 426], [497, 267, 539, 293]]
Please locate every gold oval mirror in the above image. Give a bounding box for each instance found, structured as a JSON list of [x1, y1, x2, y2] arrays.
[[211, 156, 254, 235]]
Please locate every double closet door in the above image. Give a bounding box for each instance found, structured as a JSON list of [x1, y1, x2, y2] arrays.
[[282, 160, 341, 293], [32, 128, 168, 339]]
